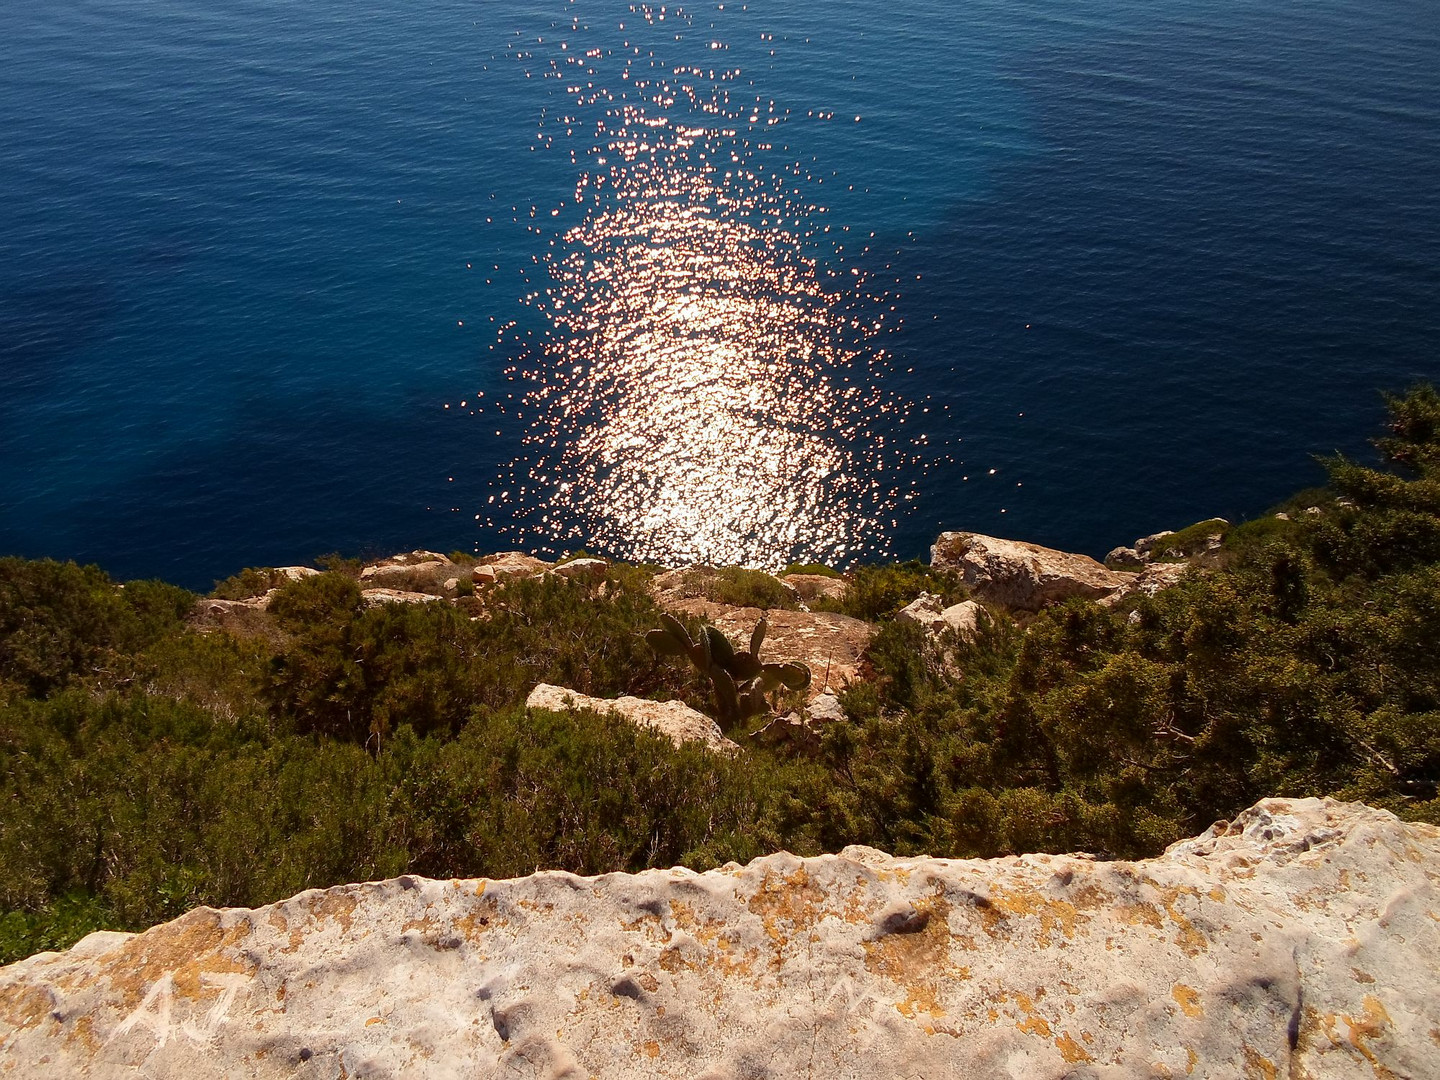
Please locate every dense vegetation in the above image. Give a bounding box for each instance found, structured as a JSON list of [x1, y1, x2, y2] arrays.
[[2, 387, 1438, 962]]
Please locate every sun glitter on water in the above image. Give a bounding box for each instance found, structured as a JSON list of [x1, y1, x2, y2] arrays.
[[483, 4, 919, 569]]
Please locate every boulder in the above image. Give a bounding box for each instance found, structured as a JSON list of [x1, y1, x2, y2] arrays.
[[525, 684, 737, 755], [940, 599, 985, 639], [650, 567, 798, 610], [896, 592, 947, 632], [806, 692, 847, 724], [931, 532, 1133, 611], [359, 589, 444, 607], [664, 603, 874, 699], [1104, 545, 1145, 569], [552, 557, 609, 584], [359, 551, 453, 579], [360, 560, 447, 582], [472, 551, 552, 585], [897, 594, 985, 642], [274, 566, 320, 582], [3, 798, 1435, 1078], [1133, 530, 1175, 558], [780, 573, 848, 604], [1100, 562, 1193, 607]]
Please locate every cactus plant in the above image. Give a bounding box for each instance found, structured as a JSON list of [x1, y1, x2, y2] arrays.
[[645, 613, 810, 727]]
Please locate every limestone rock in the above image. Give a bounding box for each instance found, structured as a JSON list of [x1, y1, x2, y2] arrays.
[[896, 595, 986, 642], [274, 566, 320, 582], [931, 531, 1133, 611], [940, 599, 985, 639], [472, 551, 552, 585], [1101, 561, 1193, 607], [665, 603, 873, 699], [781, 573, 848, 604], [1105, 545, 1145, 568], [3, 798, 1435, 1079], [525, 684, 737, 755], [359, 551, 452, 580], [193, 595, 269, 617], [552, 557, 609, 583], [359, 589, 444, 607], [650, 567, 798, 610], [1133, 530, 1175, 558], [896, 591, 947, 632], [806, 692, 847, 724]]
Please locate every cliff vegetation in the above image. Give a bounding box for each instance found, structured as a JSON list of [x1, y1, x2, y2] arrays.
[[1, 386, 1437, 963]]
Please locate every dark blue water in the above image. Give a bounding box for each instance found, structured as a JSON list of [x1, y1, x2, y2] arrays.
[[2, 0, 1437, 590]]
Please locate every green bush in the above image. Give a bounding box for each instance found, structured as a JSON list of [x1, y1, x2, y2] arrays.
[[818, 560, 965, 621]]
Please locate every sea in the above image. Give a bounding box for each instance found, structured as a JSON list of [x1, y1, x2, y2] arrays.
[[2, 0, 1438, 591]]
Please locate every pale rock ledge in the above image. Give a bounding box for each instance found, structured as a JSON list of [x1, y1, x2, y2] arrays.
[[1, 798, 1436, 1079]]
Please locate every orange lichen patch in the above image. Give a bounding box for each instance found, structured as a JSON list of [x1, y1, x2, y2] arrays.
[[1016, 1014, 1051, 1037], [402, 913, 441, 938], [65, 1014, 100, 1054], [1055, 1031, 1092, 1064], [619, 911, 671, 944], [1208, 886, 1226, 903], [455, 897, 501, 942], [366, 1016, 387, 1027], [976, 884, 1081, 947], [1172, 984, 1203, 1018], [666, 900, 758, 979], [1241, 1043, 1278, 1079], [1331, 995, 1395, 1075], [863, 897, 955, 1021], [657, 946, 689, 973], [638, 1040, 660, 1059], [94, 909, 256, 1012], [303, 891, 359, 934], [1149, 884, 1209, 957], [267, 910, 288, 934], [1116, 901, 1164, 929], [746, 868, 828, 944], [0, 983, 55, 1033]]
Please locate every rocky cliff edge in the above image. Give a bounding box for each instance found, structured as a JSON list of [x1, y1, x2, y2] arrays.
[[1, 798, 1436, 1079]]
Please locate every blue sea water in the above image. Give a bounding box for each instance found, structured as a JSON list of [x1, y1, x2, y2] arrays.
[[1, 0, 1437, 590]]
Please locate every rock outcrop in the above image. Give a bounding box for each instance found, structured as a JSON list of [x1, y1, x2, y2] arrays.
[[525, 684, 738, 755], [662, 604, 873, 699], [780, 573, 848, 604], [932, 531, 1134, 611], [472, 552, 552, 585], [359, 588, 444, 607], [3, 798, 1436, 1078], [896, 593, 986, 641]]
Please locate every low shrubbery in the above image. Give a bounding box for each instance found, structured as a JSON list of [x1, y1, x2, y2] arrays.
[[1, 386, 1437, 963]]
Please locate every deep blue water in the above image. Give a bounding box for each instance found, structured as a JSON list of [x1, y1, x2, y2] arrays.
[[2, 0, 1437, 590]]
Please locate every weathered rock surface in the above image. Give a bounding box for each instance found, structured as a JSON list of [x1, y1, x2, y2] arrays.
[[552, 557, 609, 583], [359, 589, 444, 607], [3, 798, 1435, 1078], [359, 551, 452, 579], [896, 594, 986, 641], [1100, 562, 1193, 607], [274, 566, 320, 582], [525, 684, 737, 755], [650, 568, 798, 610], [932, 531, 1134, 611], [472, 552, 552, 585], [780, 573, 848, 604], [665, 603, 874, 699]]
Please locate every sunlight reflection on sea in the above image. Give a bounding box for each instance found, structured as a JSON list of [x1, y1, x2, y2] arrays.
[[484, 3, 920, 568]]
